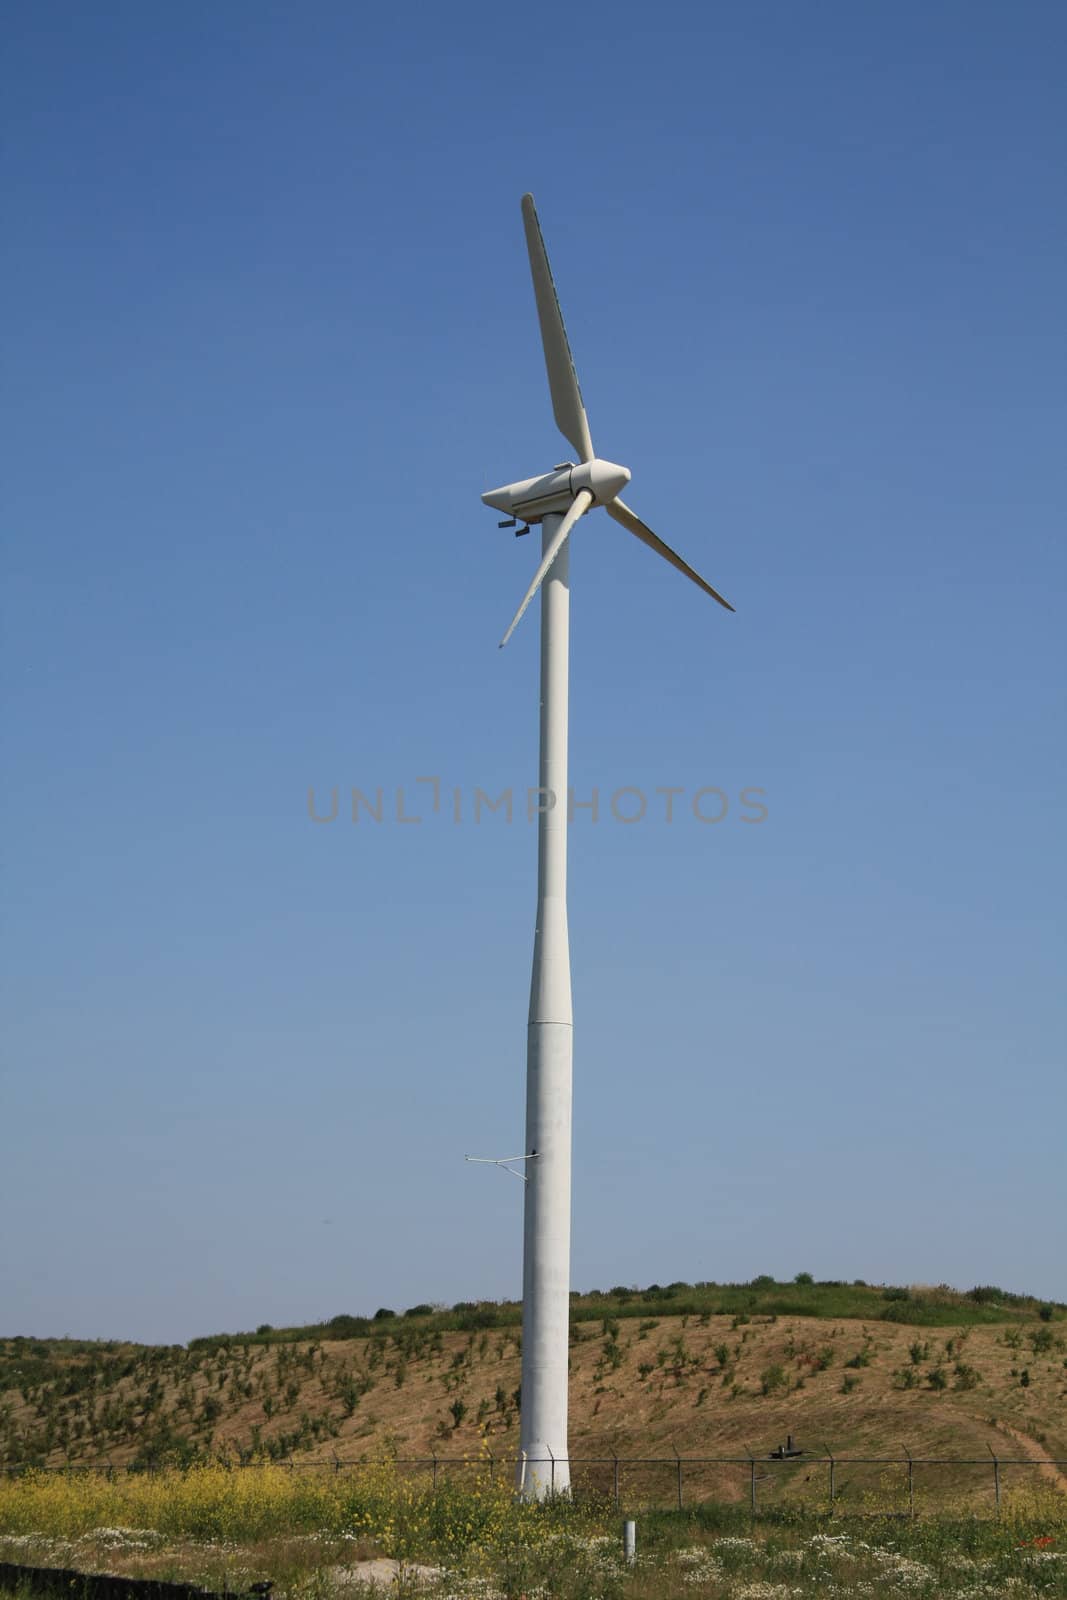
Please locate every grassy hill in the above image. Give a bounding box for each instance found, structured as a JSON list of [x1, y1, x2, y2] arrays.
[[185, 1275, 1059, 1348], [3, 1278, 1065, 1508]]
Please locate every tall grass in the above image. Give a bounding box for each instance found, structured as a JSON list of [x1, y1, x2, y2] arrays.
[[1, 1465, 1065, 1597], [0, 1461, 576, 1560]]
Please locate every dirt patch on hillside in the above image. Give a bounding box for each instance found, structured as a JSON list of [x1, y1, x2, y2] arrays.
[[993, 1422, 1067, 1494]]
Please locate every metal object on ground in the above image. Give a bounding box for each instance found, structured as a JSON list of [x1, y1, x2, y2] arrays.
[[623, 1520, 636, 1566]]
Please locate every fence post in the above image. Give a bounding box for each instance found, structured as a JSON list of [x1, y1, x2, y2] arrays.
[[548, 1444, 555, 1495], [613, 1453, 620, 1510], [674, 1445, 683, 1511], [431, 1448, 437, 1491], [825, 1445, 835, 1515], [903, 1445, 914, 1518], [987, 1445, 1000, 1517], [488, 1450, 495, 1484], [747, 1448, 757, 1517]]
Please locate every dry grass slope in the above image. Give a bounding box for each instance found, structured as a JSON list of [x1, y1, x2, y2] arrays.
[[3, 1288, 1066, 1510]]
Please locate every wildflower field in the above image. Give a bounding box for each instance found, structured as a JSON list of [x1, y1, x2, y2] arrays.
[[1, 1462, 1066, 1598]]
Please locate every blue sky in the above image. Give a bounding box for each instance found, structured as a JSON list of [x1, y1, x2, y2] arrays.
[[3, 0, 1064, 1344]]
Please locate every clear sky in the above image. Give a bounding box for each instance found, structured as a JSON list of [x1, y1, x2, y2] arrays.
[[3, 1, 1064, 1345]]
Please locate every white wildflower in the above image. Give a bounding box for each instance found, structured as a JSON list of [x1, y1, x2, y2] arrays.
[[674, 1544, 724, 1583], [79, 1526, 164, 1550], [770, 1548, 805, 1567]]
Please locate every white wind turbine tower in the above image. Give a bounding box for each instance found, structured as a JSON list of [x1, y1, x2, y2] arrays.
[[483, 194, 734, 1498]]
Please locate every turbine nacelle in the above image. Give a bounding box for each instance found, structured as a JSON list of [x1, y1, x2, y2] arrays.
[[487, 192, 735, 652], [482, 458, 631, 523]]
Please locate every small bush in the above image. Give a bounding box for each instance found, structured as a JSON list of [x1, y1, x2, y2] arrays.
[[326, 1314, 372, 1338]]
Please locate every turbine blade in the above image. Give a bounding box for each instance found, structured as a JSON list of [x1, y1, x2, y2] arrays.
[[606, 498, 735, 612], [499, 490, 593, 648], [521, 193, 595, 465]]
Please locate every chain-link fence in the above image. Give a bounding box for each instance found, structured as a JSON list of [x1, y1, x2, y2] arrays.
[[8, 1449, 1064, 1517]]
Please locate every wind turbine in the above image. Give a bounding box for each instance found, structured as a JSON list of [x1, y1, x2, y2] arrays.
[[483, 194, 733, 1499]]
